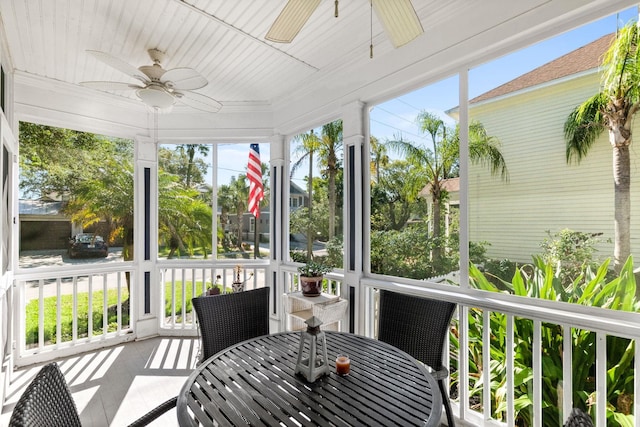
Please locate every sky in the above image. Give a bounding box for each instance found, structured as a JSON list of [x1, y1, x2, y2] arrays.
[[212, 7, 638, 188]]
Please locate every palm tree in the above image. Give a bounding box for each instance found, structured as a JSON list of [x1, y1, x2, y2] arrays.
[[291, 129, 321, 259], [388, 112, 507, 265], [291, 120, 343, 259], [370, 136, 389, 184], [230, 175, 249, 250], [176, 144, 210, 188], [318, 121, 342, 241], [564, 22, 640, 273]]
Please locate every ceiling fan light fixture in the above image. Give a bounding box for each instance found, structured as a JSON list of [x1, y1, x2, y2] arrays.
[[136, 86, 175, 109], [371, 0, 423, 48], [265, 0, 321, 43]]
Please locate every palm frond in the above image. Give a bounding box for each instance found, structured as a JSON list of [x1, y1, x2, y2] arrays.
[[564, 92, 607, 163]]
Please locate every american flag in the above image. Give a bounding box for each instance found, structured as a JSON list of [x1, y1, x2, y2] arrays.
[[247, 144, 264, 218]]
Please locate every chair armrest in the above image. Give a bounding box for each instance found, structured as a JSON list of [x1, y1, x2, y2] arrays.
[[127, 396, 178, 427]]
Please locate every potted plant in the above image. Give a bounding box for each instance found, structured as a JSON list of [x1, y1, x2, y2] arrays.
[[297, 260, 332, 297], [207, 275, 222, 296]]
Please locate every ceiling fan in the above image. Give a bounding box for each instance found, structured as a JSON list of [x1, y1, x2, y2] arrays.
[[265, 0, 423, 49], [80, 48, 222, 113]]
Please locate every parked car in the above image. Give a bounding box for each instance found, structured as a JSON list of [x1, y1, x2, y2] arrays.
[[68, 233, 109, 258]]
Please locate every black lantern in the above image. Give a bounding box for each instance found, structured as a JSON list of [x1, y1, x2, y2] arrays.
[[294, 316, 330, 382]]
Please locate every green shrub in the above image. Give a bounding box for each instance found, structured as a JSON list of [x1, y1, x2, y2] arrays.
[[541, 229, 604, 286], [465, 256, 637, 426]]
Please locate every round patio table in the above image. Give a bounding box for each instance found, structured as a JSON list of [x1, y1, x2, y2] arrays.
[[177, 331, 442, 426]]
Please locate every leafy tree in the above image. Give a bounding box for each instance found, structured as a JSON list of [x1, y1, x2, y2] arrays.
[[387, 113, 507, 266], [158, 145, 208, 188], [369, 135, 389, 184], [157, 170, 212, 258], [65, 153, 134, 261], [564, 22, 640, 273], [291, 120, 343, 259], [370, 159, 426, 231], [290, 177, 330, 247], [19, 122, 124, 198]]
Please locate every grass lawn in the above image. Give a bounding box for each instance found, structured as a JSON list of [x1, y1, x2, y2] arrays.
[[25, 289, 130, 347], [25, 281, 230, 346]]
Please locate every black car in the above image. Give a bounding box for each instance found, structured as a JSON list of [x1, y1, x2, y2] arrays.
[[68, 233, 109, 258]]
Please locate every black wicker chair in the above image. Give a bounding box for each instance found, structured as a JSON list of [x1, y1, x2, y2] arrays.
[[9, 362, 81, 427], [9, 362, 178, 427], [192, 287, 270, 362], [378, 289, 457, 426], [564, 408, 593, 427]]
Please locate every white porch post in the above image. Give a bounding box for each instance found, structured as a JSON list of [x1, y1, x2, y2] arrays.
[[270, 134, 287, 329], [133, 133, 159, 338], [341, 101, 367, 334]]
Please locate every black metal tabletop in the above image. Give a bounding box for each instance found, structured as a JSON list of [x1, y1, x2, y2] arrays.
[[177, 331, 442, 426]]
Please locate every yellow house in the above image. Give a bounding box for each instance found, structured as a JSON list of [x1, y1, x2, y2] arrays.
[[466, 34, 635, 264]]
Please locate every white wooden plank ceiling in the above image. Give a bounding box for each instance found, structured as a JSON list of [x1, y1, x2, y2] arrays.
[[0, 0, 633, 117]]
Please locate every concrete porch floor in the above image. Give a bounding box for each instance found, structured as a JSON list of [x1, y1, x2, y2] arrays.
[[1, 337, 198, 426]]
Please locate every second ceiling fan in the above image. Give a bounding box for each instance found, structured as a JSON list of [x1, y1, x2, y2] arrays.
[[265, 0, 423, 49]]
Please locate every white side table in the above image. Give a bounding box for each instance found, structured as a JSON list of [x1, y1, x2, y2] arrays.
[[283, 292, 349, 331]]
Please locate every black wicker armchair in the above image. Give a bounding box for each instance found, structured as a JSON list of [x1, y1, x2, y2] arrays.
[[9, 362, 81, 427], [192, 287, 270, 362], [564, 408, 593, 427], [378, 289, 457, 426], [9, 362, 177, 427]]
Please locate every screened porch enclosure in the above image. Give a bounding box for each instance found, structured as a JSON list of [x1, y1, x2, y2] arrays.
[[3, 1, 640, 426]]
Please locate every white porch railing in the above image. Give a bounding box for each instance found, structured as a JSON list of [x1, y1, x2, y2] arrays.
[[158, 261, 271, 332], [13, 263, 134, 366], [12, 260, 640, 426], [361, 278, 640, 427]]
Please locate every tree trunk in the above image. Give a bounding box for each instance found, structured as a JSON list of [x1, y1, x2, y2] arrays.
[[237, 214, 243, 251], [306, 150, 314, 259], [431, 183, 442, 270], [613, 144, 631, 273], [328, 152, 337, 240], [254, 220, 260, 258]]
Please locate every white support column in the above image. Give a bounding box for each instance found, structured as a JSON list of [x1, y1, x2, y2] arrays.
[[459, 68, 470, 291], [270, 134, 286, 326], [341, 100, 367, 334], [270, 134, 286, 264], [133, 133, 158, 338]]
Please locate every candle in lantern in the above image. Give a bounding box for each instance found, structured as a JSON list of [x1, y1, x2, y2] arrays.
[[336, 354, 350, 376]]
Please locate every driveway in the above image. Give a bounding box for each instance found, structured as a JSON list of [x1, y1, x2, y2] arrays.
[[19, 248, 124, 269]]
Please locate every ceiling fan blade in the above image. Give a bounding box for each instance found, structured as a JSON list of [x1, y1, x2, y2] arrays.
[[265, 0, 321, 43], [87, 50, 149, 83], [161, 68, 208, 90], [80, 81, 143, 91], [176, 91, 222, 113], [371, 0, 423, 48]]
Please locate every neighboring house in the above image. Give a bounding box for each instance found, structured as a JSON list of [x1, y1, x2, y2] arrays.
[[289, 181, 309, 211], [460, 33, 640, 263], [20, 198, 115, 251], [19, 199, 71, 250]]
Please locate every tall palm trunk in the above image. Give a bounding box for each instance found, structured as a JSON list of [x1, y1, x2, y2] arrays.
[[307, 150, 314, 259], [431, 181, 442, 269], [327, 150, 337, 240], [612, 143, 631, 272]]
